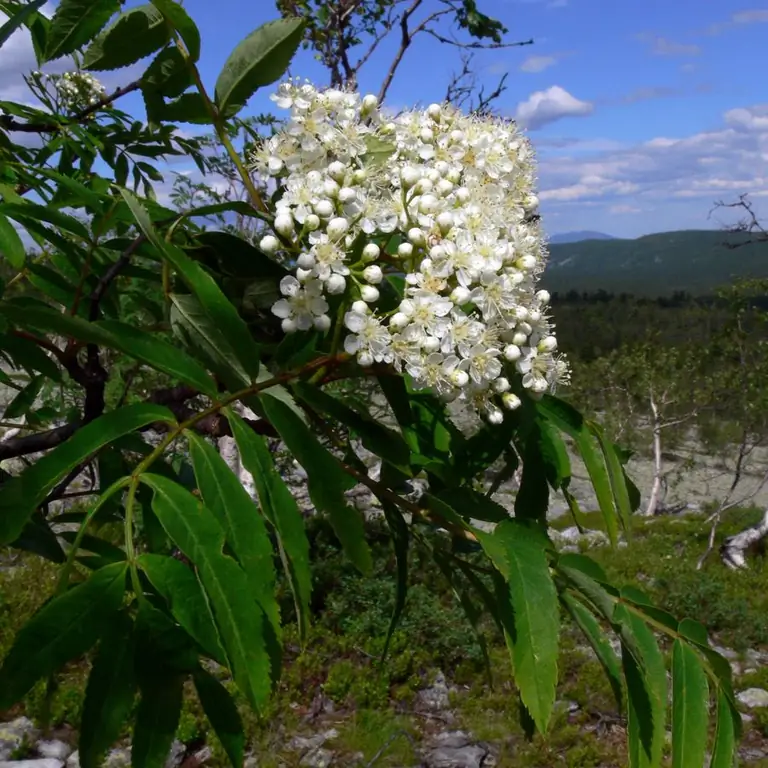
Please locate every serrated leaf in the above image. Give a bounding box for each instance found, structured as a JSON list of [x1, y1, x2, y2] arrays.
[[141, 474, 272, 708], [435, 486, 509, 523], [141, 46, 192, 98], [150, 0, 200, 60], [44, 0, 120, 61], [121, 190, 261, 382], [591, 422, 633, 537], [138, 554, 227, 664], [160, 92, 211, 124], [214, 17, 306, 118], [226, 410, 311, 640], [483, 519, 559, 732], [82, 4, 169, 71], [538, 418, 571, 490], [562, 593, 623, 710], [132, 668, 185, 768], [187, 432, 279, 634], [617, 605, 666, 768], [193, 668, 245, 768], [0, 0, 46, 49], [361, 134, 396, 168], [79, 613, 137, 768], [577, 428, 619, 546], [0, 562, 127, 708], [261, 393, 372, 575], [381, 502, 409, 661], [0, 403, 176, 545], [671, 639, 708, 768], [711, 689, 737, 768], [0, 212, 25, 268], [0, 201, 89, 239]]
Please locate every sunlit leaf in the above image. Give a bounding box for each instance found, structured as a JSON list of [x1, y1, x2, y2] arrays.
[[671, 639, 708, 768]]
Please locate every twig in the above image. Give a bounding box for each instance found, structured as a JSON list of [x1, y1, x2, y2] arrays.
[[88, 234, 148, 321]]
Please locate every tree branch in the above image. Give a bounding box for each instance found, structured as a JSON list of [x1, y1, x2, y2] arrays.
[[0, 80, 141, 134]]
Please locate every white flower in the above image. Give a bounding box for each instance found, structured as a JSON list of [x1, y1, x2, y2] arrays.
[[460, 344, 503, 385], [272, 278, 329, 331], [344, 311, 391, 361]]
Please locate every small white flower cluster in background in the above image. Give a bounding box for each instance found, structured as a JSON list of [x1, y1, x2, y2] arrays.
[[31, 71, 106, 114], [252, 79, 569, 422]]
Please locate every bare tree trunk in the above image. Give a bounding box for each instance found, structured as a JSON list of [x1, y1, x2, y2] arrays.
[[644, 390, 663, 517], [721, 509, 768, 569]]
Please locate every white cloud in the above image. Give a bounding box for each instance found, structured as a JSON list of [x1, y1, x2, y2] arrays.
[[636, 34, 701, 57], [706, 9, 768, 34], [519, 55, 557, 73], [610, 204, 642, 214], [516, 86, 593, 130]]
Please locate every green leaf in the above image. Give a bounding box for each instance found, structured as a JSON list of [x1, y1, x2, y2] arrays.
[[0, 212, 25, 269], [138, 554, 227, 664], [97, 319, 217, 396], [0, 201, 89, 240], [3, 374, 43, 419], [193, 668, 245, 768], [515, 421, 551, 523], [44, 0, 120, 61], [160, 92, 212, 124], [214, 17, 306, 118], [150, 0, 200, 60], [591, 422, 633, 536], [82, 4, 170, 71], [294, 382, 411, 471], [482, 520, 559, 732], [226, 410, 311, 640], [0, 403, 176, 545], [141, 46, 192, 98], [538, 419, 571, 490], [0, 562, 127, 709], [617, 605, 666, 768], [0, 0, 46, 49], [79, 613, 137, 768], [361, 135, 396, 168], [121, 190, 261, 382], [577, 428, 619, 546], [435, 487, 509, 523], [561, 593, 623, 710], [132, 668, 185, 768], [710, 689, 738, 768], [671, 639, 708, 768], [141, 474, 272, 709], [187, 432, 279, 634], [261, 393, 372, 575], [381, 502, 409, 661]]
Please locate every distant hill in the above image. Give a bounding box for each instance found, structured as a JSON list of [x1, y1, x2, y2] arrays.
[[543, 229, 768, 297], [548, 231, 616, 244]]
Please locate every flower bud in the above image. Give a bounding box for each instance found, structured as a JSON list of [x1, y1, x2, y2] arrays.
[[325, 274, 347, 294], [314, 314, 332, 332], [274, 214, 294, 237], [436, 211, 454, 234], [420, 128, 435, 143], [327, 161, 346, 182], [531, 378, 549, 394], [351, 300, 369, 315], [536, 289, 551, 304], [296, 267, 313, 283], [260, 235, 279, 254], [538, 335, 558, 353], [323, 178, 340, 198], [297, 252, 315, 269], [280, 276, 300, 297], [418, 194, 439, 214], [414, 178, 433, 194], [362, 243, 380, 262], [314, 199, 334, 218], [326, 217, 349, 240], [502, 393, 522, 411], [401, 166, 420, 189], [358, 351, 374, 367], [503, 344, 521, 361], [304, 213, 321, 231], [529, 309, 541, 322], [338, 187, 357, 204], [397, 242, 414, 259], [363, 265, 383, 284], [282, 317, 298, 333], [493, 377, 511, 394], [427, 103, 442, 120], [450, 129, 465, 143], [422, 336, 440, 353], [451, 286, 471, 304], [381, 121, 396, 134], [352, 168, 367, 184], [516, 255, 537, 271], [512, 332, 528, 346], [436, 179, 454, 197], [390, 312, 408, 330], [408, 227, 426, 247], [524, 194, 540, 212], [446, 168, 461, 184], [361, 93, 378, 113], [450, 369, 469, 388], [455, 187, 470, 204], [360, 285, 380, 303], [429, 244, 446, 260], [486, 405, 504, 425]]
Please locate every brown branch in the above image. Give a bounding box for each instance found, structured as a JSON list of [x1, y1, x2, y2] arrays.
[[88, 234, 147, 321], [709, 194, 768, 249], [378, 0, 429, 103], [0, 80, 140, 134], [425, 29, 533, 50]]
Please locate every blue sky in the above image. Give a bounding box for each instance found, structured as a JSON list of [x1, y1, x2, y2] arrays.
[[2, 0, 767, 238]]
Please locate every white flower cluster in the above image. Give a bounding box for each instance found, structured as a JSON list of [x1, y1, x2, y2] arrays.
[[252, 80, 569, 422], [32, 71, 106, 113]]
